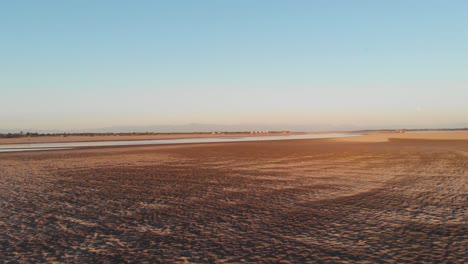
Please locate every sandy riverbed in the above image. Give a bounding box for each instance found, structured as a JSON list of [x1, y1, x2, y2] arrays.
[[0, 134, 466, 262]]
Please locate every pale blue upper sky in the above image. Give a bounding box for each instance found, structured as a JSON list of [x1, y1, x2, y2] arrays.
[[1, 1, 467, 131]]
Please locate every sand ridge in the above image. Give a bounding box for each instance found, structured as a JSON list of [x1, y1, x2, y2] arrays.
[[331, 131, 468, 142]]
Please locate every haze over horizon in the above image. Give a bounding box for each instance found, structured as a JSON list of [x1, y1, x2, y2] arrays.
[[2, 1, 467, 131]]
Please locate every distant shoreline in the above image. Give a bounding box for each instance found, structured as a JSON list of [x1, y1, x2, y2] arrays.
[[1, 129, 468, 145], [0, 129, 468, 145], [0, 131, 303, 145]]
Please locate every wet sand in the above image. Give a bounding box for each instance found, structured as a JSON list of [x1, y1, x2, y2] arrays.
[[0, 135, 467, 262]]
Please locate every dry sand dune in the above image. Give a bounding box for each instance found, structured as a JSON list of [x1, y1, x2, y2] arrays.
[[0, 134, 467, 262]]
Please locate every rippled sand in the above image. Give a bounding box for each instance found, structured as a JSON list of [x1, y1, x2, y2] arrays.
[[0, 135, 467, 262]]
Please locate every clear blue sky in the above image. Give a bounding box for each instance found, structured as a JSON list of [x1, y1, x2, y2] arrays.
[[1, 1, 467, 131]]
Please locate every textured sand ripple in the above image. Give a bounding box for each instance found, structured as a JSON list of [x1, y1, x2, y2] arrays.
[[0, 138, 467, 262]]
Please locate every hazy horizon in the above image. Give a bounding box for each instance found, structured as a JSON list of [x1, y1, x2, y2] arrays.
[[2, 1, 467, 130], [2, 121, 468, 134]]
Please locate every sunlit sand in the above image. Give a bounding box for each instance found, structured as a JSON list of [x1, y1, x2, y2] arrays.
[[1, 132, 466, 262]]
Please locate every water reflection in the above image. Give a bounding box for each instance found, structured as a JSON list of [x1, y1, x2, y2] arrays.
[[0, 133, 360, 153]]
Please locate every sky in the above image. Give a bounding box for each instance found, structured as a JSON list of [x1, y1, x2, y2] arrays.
[[1, 1, 467, 132]]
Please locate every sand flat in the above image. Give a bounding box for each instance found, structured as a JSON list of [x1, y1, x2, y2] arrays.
[[332, 131, 468, 142], [0, 137, 467, 262]]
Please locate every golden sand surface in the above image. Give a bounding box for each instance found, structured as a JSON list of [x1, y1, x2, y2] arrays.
[[0, 137, 467, 262], [333, 131, 468, 142]]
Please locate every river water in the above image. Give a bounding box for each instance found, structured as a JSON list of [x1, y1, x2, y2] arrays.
[[0, 133, 361, 153]]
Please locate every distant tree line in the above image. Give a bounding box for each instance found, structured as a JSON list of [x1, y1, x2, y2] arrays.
[[0, 132, 42, 138]]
